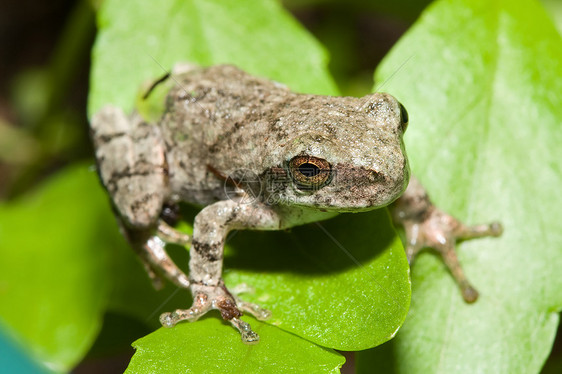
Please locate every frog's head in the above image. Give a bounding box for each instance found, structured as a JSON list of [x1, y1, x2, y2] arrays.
[[265, 92, 410, 212]]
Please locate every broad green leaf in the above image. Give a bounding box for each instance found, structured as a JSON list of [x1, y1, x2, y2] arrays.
[[542, 0, 562, 35], [88, 0, 338, 117], [0, 165, 120, 372], [125, 317, 344, 374], [224, 211, 410, 350], [358, 0, 562, 372]]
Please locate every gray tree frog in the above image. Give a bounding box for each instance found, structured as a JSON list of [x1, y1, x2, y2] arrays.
[[90, 64, 502, 343]]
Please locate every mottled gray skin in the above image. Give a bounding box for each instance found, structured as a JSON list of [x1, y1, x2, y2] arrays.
[[161, 65, 409, 213], [91, 64, 501, 343]]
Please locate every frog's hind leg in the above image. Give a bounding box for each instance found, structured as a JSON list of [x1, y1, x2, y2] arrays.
[[391, 176, 503, 303], [92, 105, 192, 290], [122, 219, 191, 290]]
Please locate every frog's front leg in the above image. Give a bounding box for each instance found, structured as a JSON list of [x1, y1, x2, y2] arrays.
[[390, 176, 503, 303], [159, 199, 279, 344]]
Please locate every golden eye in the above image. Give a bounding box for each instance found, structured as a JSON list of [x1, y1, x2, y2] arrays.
[[288, 155, 332, 190]]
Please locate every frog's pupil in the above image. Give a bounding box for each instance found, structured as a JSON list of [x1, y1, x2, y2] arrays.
[[298, 163, 320, 177]]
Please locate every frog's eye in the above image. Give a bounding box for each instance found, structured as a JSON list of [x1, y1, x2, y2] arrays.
[[399, 102, 409, 131], [288, 156, 332, 191]]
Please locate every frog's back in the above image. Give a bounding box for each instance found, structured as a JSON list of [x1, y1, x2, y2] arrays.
[[159, 65, 293, 205]]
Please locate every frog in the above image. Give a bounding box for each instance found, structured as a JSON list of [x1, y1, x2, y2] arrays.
[[90, 64, 502, 343]]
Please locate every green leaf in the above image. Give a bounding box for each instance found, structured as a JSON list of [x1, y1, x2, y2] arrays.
[[0, 165, 120, 372], [88, 0, 338, 117], [125, 317, 344, 374], [542, 0, 562, 35], [224, 211, 410, 350], [358, 0, 562, 372]]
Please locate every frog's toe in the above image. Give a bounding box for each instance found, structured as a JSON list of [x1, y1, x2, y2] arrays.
[[229, 283, 271, 321], [489, 222, 503, 236], [237, 299, 271, 321], [460, 283, 479, 303], [229, 283, 255, 295], [229, 317, 260, 344], [159, 302, 211, 328], [457, 220, 504, 240]]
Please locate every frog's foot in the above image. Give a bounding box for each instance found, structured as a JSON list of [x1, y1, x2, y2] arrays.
[[400, 207, 502, 303], [391, 177, 503, 303], [230, 283, 272, 321], [159, 281, 269, 344]]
